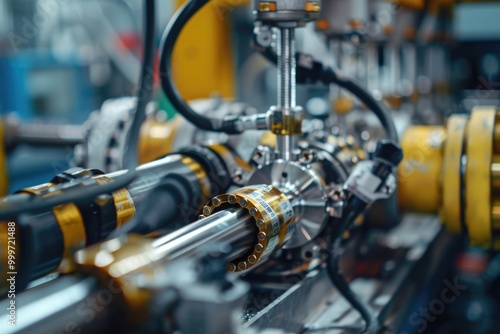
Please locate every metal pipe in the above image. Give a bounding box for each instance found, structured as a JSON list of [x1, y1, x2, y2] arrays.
[[0, 276, 105, 334], [0, 154, 208, 291], [275, 27, 299, 161], [278, 27, 296, 109], [14, 123, 84, 147], [0, 208, 257, 333], [153, 208, 256, 261], [276, 135, 298, 161]]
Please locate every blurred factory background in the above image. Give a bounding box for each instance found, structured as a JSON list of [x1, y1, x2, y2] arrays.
[[2, 1, 500, 333], [0, 0, 499, 191]]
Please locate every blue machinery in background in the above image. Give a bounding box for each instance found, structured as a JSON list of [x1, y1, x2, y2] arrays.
[[0, 49, 93, 192]]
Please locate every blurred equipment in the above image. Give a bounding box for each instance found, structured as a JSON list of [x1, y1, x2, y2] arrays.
[[3, 1, 500, 334], [0, 50, 93, 123]]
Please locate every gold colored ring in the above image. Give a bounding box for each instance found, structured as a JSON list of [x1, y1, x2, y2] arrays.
[[441, 115, 467, 234], [208, 144, 253, 173], [465, 107, 496, 248], [271, 116, 303, 136], [19, 182, 56, 196], [202, 185, 294, 271], [94, 175, 136, 228], [181, 157, 211, 201], [53, 203, 86, 273]]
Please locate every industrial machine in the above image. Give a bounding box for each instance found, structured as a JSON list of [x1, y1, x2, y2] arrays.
[[1, 0, 500, 333]]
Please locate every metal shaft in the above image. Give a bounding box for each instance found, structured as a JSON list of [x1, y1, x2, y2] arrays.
[[15, 123, 84, 147], [1, 208, 257, 334], [278, 27, 296, 109], [152, 208, 256, 261], [276, 27, 299, 161], [276, 135, 298, 161]]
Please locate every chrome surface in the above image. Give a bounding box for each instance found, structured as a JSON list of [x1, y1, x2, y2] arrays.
[[152, 208, 257, 262], [244, 215, 453, 333], [247, 160, 328, 248]]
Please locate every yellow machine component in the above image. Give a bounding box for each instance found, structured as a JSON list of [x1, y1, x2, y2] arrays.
[[20, 183, 88, 272], [209, 143, 254, 174], [465, 108, 495, 248], [391, 0, 425, 10], [399, 107, 500, 249], [181, 156, 212, 201], [138, 117, 180, 164], [17, 174, 136, 273], [441, 115, 467, 234], [399, 126, 446, 213], [173, 0, 249, 101], [202, 185, 294, 272], [52, 204, 87, 273], [75, 235, 157, 326], [334, 97, 354, 116], [94, 175, 137, 228], [0, 121, 8, 196], [270, 113, 303, 136], [260, 131, 277, 148]]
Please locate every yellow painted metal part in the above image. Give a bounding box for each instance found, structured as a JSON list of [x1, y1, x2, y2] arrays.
[[94, 175, 137, 229], [181, 156, 212, 201], [465, 107, 495, 249], [260, 131, 277, 148], [390, 0, 425, 10], [334, 97, 354, 115], [138, 117, 180, 164], [52, 204, 87, 273], [75, 235, 157, 326], [398, 126, 446, 213], [20, 183, 88, 272], [173, 0, 249, 101], [441, 115, 467, 234], [0, 120, 8, 196], [400, 107, 500, 250]]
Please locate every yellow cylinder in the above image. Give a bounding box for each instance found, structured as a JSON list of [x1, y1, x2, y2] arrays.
[[398, 126, 446, 213]]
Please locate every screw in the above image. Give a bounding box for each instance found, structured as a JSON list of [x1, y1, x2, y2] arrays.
[[212, 198, 221, 207], [202, 206, 211, 216]]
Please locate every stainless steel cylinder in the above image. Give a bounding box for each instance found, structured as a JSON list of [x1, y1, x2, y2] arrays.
[[276, 135, 298, 161], [152, 208, 256, 262]]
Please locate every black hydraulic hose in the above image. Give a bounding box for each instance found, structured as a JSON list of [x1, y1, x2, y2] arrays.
[[258, 46, 399, 143], [327, 242, 379, 334], [0, 0, 155, 219], [159, 0, 242, 134], [326, 203, 379, 334], [122, 0, 156, 171]]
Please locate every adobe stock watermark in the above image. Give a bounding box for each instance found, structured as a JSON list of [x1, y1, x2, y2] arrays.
[[401, 277, 467, 334], [7, 0, 70, 52]]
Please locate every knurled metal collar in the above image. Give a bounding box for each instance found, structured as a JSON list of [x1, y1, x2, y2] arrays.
[[202, 185, 294, 272]]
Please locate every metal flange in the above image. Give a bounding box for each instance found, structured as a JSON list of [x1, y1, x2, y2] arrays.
[[202, 185, 294, 272]]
